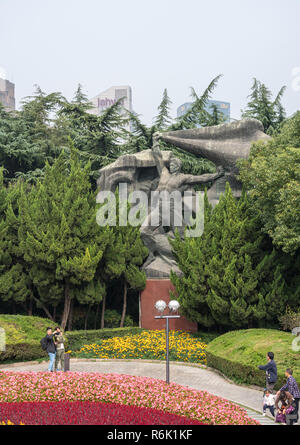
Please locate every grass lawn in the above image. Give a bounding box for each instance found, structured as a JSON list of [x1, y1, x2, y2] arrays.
[[206, 328, 300, 385], [0, 314, 52, 344], [0, 314, 219, 364]]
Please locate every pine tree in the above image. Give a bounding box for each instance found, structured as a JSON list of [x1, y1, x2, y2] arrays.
[[101, 190, 148, 328], [18, 149, 111, 330], [171, 184, 292, 330], [242, 78, 286, 133], [154, 89, 173, 130]]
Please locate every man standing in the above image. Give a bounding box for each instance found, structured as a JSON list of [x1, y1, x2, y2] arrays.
[[258, 352, 277, 393], [53, 326, 65, 372], [277, 369, 300, 425], [45, 327, 56, 372]]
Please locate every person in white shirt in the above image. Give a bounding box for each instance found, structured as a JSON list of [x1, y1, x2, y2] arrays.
[[263, 389, 275, 417]]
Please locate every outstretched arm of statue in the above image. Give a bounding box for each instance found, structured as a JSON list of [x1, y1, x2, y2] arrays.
[[152, 133, 164, 176], [184, 166, 225, 185]]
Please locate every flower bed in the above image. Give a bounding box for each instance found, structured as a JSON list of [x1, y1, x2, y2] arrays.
[[0, 401, 203, 425], [0, 372, 259, 425], [76, 330, 207, 363]]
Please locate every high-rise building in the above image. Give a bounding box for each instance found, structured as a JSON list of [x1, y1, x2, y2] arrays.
[[0, 77, 15, 112], [89, 84, 132, 117], [88, 85, 133, 132], [177, 99, 230, 123]]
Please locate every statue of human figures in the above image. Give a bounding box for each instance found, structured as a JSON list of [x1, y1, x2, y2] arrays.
[[139, 133, 224, 277], [150, 132, 224, 194], [97, 118, 270, 278]]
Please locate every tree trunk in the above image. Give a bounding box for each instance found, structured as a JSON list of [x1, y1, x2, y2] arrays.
[[53, 306, 57, 323], [120, 281, 127, 328], [84, 305, 91, 331], [101, 294, 106, 329], [61, 281, 71, 332], [67, 299, 74, 331], [94, 303, 100, 329], [33, 297, 54, 322], [28, 297, 33, 316]]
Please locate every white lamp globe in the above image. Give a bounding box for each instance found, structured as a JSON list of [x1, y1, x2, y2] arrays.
[[155, 300, 167, 313], [168, 300, 180, 312]]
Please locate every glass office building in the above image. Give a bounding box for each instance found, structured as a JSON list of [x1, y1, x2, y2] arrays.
[[177, 99, 230, 122]]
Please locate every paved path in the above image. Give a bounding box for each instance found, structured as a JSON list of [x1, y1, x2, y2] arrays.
[[1, 359, 283, 425]]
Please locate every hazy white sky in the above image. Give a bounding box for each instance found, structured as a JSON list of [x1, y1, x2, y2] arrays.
[[1, 0, 300, 124]]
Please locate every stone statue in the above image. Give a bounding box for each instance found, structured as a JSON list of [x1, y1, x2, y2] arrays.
[[97, 118, 270, 278], [139, 133, 225, 277], [160, 118, 270, 206]]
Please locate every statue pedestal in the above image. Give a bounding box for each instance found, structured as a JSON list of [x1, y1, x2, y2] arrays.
[[139, 279, 197, 332]]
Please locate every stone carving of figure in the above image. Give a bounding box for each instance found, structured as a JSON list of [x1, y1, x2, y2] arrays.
[[139, 133, 224, 277]]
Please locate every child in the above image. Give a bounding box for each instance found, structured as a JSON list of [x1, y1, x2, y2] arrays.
[[263, 390, 275, 417]]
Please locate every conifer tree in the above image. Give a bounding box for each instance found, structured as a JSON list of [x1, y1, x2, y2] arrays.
[[100, 190, 148, 328], [242, 78, 286, 133], [18, 149, 111, 330], [171, 184, 292, 329]]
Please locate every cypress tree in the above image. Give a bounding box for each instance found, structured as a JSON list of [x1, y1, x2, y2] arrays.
[[18, 150, 110, 330], [171, 184, 291, 330]]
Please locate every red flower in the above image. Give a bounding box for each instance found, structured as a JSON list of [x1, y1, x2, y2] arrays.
[[0, 401, 204, 425]]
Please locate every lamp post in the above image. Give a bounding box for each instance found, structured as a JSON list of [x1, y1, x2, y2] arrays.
[[154, 299, 180, 384]]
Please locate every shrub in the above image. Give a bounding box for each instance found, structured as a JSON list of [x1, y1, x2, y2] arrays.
[[206, 351, 286, 390], [279, 307, 300, 332], [103, 309, 134, 328], [0, 343, 47, 363], [206, 328, 299, 388], [65, 327, 142, 351]]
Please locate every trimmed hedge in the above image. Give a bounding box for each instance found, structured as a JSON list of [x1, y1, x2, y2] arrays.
[[206, 351, 286, 390], [0, 343, 47, 363], [65, 327, 143, 351], [0, 328, 144, 364], [206, 328, 300, 389]]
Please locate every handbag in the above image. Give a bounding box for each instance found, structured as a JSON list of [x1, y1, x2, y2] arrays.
[[286, 404, 295, 415], [275, 412, 286, 423]]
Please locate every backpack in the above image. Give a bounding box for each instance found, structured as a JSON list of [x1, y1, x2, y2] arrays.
[[40, 336, 48, 351]]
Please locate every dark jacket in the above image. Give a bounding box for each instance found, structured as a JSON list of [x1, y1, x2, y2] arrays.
[[46, 334, 56, 354], [258, 359, 277, 383]]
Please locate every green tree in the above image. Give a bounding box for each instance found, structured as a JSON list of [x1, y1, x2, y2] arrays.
[[126, 77, 223, 175], [171, 185, 294, 330], [242, 78, 286, 134], [238, 112, 300, 255], [18, 149, 111, 330], [154, 88, 173, 130], [0, 170, 34, 313], [101, 190, 148, 328]]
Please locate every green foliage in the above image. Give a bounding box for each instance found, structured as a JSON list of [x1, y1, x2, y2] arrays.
[[102, 309, 134, 329], [0, 314, 141, 362], [102, 190, 148, 327], [0, 343, 48, 363], [17, 149, 111, 329], [170, 75, 223, 130], [279, 306, 300, 331], [241, 78, 286, 134], [0, 314, 53, 343], [238, 112, 300, 255], [170, 185, 298, 329], [65, 326, 143, 351], [206, 328, 300, 387], [0, 85, 128, 185], [154, 88, 173, 130], [125, 78, 223, 175]]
